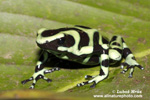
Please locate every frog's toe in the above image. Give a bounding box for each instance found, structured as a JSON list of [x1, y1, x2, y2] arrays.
[[121, 64, 134, 74], [85, 75, 96, 80], [128, 67, 134, 78], [120, 62, 133, 74], [137, 65, 144, 70], [77, 75, 108, 88], [128, 65, 143, 78], [128, 74, 133, 78], [77, 75, 98, 87], [77, 81, 95, 87], [29, 83, 35, 89], [121, 65, 136, 78], [85, 75, 92, 79], [120, 62, 128, 69], [121, 68, 129, 74], [120, 62, 144, 78], [46, 79, 52, 83], [21, 77, 33, 84], [90, 81, 96, 88], [77, 81, 88, 87], [21, 80, 27, 84], [42, 75, 52, 83]]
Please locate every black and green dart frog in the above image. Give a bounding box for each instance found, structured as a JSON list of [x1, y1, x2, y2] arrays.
[[21, 25, 144, 89]]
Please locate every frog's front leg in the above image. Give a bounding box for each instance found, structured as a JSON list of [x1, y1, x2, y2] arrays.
[[120, 37, 144, 77], [109, 36, 144, 78], [120, 54, 144, 78], [21, 50, 60, 89], [77, 50, 109, 88]]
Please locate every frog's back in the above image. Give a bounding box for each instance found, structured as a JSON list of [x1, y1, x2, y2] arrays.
[[36, 25, 109, 65], [58, 25, 109, 65]]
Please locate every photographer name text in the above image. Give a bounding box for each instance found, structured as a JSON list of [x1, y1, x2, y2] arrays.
[[116, 90, 142, 94]]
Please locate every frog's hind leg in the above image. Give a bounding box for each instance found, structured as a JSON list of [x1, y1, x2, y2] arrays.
[[77, 34, 110, 88], [77, 49, 109, 88]]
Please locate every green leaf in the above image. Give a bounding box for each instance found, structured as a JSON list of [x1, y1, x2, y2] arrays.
[[0, 0, 150, 99]]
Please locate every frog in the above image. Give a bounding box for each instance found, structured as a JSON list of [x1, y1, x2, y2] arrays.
[[21, 25, 144, 89]]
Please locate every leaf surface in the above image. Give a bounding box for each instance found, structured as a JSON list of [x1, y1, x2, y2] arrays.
[[0, 0, 149, 99]]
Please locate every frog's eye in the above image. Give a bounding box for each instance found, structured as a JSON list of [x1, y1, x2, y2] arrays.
[[58, 37, 65, 46]]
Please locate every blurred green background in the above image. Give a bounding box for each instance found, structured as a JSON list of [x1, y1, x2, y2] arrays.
[[0, 0, 150, 99]]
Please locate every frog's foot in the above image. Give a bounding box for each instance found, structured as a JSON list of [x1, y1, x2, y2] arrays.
[[21, 67, 60, 89], [120, 61, 144, 78], [77, 75, 107, 88]]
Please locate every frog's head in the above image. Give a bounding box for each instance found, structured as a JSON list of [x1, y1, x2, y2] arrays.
[[36, 28, 75, 54]]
